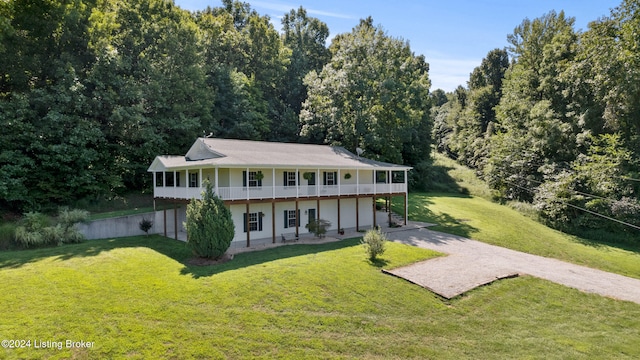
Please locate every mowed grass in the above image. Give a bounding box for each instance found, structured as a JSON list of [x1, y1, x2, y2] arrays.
[[402, 151, 640, 279], [396, 193, 640, 279], [1, 236, 640, 359]]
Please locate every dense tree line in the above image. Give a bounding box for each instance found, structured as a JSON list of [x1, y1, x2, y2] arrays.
[[0, 0, 432, 212], [300, 17, 432, 188], [434, 2, 640, 237]]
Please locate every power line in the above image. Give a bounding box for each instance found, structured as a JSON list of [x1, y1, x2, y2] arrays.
[[498, 158, 640, 184], [621, 176, 640, 182], [525, 178, 617, 203], [502, 179, 640, 232], [439, 151, 640, 229], [563, 203, 640, 231]]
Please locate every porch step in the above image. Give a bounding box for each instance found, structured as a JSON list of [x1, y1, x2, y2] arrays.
[[380, 211, 404, 226]]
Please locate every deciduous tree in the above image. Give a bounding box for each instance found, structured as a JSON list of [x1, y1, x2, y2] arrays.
[[300, 17, 432, 187]]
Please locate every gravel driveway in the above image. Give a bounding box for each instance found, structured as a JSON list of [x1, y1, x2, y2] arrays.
[[384, 226, 640, 304]]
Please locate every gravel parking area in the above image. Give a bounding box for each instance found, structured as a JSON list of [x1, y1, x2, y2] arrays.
[[385, 226, 640, 304]]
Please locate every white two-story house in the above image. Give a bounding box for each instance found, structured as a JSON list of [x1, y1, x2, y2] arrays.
[[148, 138, 411, 247]]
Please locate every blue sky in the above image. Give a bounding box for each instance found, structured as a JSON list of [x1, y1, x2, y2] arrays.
[[175, 0, 621, 92]]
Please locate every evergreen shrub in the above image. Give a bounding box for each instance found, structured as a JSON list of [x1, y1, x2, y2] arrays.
[[184, 180, 235, 259]]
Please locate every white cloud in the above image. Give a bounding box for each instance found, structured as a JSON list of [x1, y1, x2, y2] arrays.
[[425, 55, 480, 92], [251, 1, 354, 19], [306, 8, 354, 20]]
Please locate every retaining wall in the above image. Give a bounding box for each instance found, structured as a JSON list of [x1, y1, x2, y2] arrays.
[[78, 207, 186, 240]]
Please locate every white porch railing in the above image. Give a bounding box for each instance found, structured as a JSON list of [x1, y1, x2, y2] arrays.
[[154, 183, 407, 201], [155, 186, 204, 200]]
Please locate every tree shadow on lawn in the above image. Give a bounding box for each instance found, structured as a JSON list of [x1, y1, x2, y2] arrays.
[[0, 235, 192, 270], [180, 238, 362, 278], [0, 235, 363, 278], [423, 162, 471, 195], [404, 192, 478, 239], [367, 257, 390, 268], [569, 229, 640, 254]]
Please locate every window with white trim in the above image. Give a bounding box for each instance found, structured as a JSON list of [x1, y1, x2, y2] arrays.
[[248, 171, 262, 187], [323, 171, 337, 186], [283, 209, 300, 228], [391, 171, 405, 183], [165, 172, 176, 187], [243, 212, 263, 232], [243, 171, 263, 187], [287, 210, 296, 228], [286, 172, 296, 187], [189, 173, 199, 188], [156, 172, 164, 187]]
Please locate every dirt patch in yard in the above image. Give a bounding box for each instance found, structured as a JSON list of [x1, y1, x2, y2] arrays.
[[186, 253, 234, 266]]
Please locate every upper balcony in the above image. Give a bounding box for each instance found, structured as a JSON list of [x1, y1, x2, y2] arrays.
[[153, 183, 408, 201], [148, 138, 414, 203]]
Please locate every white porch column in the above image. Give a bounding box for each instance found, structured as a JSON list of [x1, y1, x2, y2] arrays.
[[173, 171, 177, 198], [214, 167, 219, 196], [338, 169, 341, 196], [316, 168, 320, 196], [152, 171, 156, 196], [388, 170, 392, 194], [199, 168, 203, 190], [295, 168, 299, 198], [162, 172, 166, 189], [356, 169, 359, 195], [373, 170, 377, 195], [186, 169, 189, 198], [404, 169, 409, 223], [272, 168, 276, 199], [246, 167, 250, 200]]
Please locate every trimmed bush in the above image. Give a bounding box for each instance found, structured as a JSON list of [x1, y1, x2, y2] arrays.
[[184, 180, 235, 259], [306, 219, 331, 238], [361, 227, 387, 261]]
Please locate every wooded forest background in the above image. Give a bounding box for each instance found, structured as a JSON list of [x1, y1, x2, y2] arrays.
[[1, 0, 639, 237]]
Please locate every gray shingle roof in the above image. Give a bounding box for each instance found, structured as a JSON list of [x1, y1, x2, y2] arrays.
[[148, 138, 411, 171]]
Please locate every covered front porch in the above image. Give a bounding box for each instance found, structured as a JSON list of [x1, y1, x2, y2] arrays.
[[170, 210, 426, 255], [157, 192, 408, 247]]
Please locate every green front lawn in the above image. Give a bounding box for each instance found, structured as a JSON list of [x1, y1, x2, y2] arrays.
[[1, 236, 639, 359]]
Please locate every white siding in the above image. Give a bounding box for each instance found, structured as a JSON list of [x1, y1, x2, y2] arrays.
[[340, 198, 358, 229], [358, 197, 374, 228], [230, 203, 272, 243]]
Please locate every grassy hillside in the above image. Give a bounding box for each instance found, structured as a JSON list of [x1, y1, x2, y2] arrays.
[[393, 152, 640, 279], [401, 193, 640, 279], [424, 152, 494, 200], [1, 236, 639, 359]]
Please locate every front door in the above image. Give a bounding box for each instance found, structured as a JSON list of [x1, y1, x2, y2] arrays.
[[307, 209, 316, 227]]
